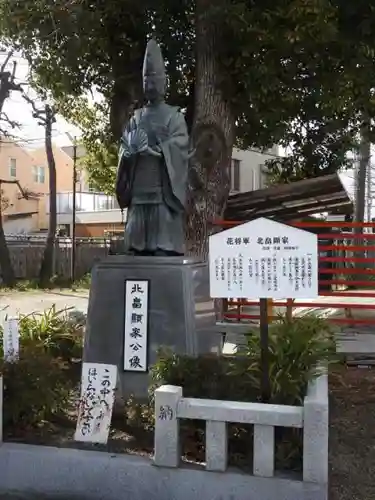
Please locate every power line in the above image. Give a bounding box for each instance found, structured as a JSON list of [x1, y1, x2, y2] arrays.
[[0, 131, 69, 144]]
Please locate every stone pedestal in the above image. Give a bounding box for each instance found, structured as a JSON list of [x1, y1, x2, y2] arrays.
[[83, 255, 222, 400]]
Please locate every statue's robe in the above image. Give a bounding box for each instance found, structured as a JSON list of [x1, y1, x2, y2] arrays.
[[116, 102, 189, 254]]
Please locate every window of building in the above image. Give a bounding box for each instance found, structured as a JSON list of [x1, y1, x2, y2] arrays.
[[33, 165, 45, 183], [230, 158, 241, 192], [9, 158, 16, 177]]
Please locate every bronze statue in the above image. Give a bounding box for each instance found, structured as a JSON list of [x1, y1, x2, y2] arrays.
[[116, 39, 190, 256]]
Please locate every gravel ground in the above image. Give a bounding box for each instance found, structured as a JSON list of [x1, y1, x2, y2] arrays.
[[329, 365, 375, 500]]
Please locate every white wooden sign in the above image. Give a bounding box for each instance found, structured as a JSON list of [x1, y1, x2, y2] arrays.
[[124, 280, 149, 372], [209, 217, 318, 299], [3, 318, 20, 361], [75, 362, 117, 444]]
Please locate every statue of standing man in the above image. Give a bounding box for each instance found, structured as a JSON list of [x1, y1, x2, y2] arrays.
[[115, 39, 190, 256]]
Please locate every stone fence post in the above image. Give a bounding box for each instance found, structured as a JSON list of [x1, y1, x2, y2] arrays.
[[303, 373, 329, 485], [154, 385, 182, 468]]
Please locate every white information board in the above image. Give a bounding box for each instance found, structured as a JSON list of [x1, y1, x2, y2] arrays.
[[75, 362, 117, 444], [209, 217, 318, 299], [3, 318, 19, 361], [124, 279, 149, 372]]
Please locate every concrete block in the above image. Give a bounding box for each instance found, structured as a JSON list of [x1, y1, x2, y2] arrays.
[[177, 398, 303, 428], [83, 256, 222, 400], [253, 424, 274, 477], [205, 420, 227, 472], [154, 385, 182, 468], [303, 374, 328, 485]]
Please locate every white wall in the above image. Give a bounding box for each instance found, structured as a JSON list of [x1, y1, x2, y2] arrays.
[[232, 146, 278, 193], [58, 209, 125, 225], [3, 216, 35, 235]]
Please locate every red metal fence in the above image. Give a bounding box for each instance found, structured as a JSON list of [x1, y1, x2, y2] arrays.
[[216, 220, 375, 326]]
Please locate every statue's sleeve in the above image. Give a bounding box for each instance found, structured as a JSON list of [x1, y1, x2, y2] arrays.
[[115, 117, 137, 210], [159, 110, 189, 208]]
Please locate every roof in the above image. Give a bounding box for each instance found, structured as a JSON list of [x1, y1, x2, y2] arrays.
[[224, 173, 353, 222]]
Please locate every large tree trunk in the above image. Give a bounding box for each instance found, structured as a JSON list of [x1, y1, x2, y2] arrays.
[[186, 0, 236, 258], [0, 63, 17, 286], [109, 77, 143, 140], [39, 105, 57, 286], [0, 186, 15, 286]]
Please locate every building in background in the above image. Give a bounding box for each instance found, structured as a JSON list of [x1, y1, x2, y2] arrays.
[[230, 146, 278, 193], [0, 139, 75, 235], [54, 144, 277, 237], [0, 139, 276, 238], [0, 139, 73, 235]]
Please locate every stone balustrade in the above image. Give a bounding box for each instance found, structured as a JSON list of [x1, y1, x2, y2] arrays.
[[154, 373, 328, 484]]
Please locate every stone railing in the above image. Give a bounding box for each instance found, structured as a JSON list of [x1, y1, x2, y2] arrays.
[[154, 373, 328, 483]]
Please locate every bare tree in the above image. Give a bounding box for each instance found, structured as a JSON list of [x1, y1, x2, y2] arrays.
[[23, 95, 57, 285]]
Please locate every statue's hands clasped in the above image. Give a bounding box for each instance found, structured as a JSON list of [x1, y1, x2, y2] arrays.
[[121, 128, 162, 158], [129, 128, 148, 154], [120, 128, 149, 158]]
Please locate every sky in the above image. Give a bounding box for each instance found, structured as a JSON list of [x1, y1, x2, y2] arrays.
[[1, 52, 81, 150]]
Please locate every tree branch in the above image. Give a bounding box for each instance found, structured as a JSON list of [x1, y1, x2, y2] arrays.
[[0, 179, 39, 200], [0, 49, 14, 72], [0, 111, 20, 129], [22, 93, 47, 124]]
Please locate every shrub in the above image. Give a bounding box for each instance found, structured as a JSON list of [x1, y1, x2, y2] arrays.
[[0, 343, 74, 433], [152, 314, 336, 405], [0, 304, 83, 433], [236, 313, 337, 405], [17, 304, 83, 364]]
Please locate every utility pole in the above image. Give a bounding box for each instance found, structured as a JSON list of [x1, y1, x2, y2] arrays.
[[67, 133, 77, 282], [354, 121, 371, 276], [355, 128, 370, 226]]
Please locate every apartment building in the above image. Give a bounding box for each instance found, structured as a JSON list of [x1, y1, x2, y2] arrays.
[[55, 145, 275, 237], [0, 138, 274, 236], [0, 139, 74, 234]]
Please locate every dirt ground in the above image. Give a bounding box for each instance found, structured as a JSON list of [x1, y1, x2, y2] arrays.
[[329, 365, 375, 500]]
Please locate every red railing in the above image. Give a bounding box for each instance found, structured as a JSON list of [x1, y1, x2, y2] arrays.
[[215, 220, 375, 325]]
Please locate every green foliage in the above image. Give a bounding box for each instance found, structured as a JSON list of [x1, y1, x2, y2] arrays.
[[152, 314, 336, 405], [237, 314, 337, 404], [0, 305, 83, 433], [55, 97, 117, 194], [0, 305, 83, 363], [17, 305, 83, 363], [0, 343, 73, 432], [2, 0, 375, 185]]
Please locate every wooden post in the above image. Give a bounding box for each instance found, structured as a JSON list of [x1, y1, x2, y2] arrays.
[[267, 298, 273, 322], [259, 298, 271, 403], [286, 298, 294, 323]]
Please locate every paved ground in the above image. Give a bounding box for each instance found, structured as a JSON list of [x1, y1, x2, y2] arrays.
[[1, 288, 375, 356], [0, 290, 89, 324], [221, 290, 375, 355]]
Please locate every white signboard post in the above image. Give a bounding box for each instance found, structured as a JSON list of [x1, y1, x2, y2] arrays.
[[209, 217, 318, 299], [209, 217, 318, 402], [124, 279, 149, 372], [75, 362, 117, 444], [3, 318, 20, 362]]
